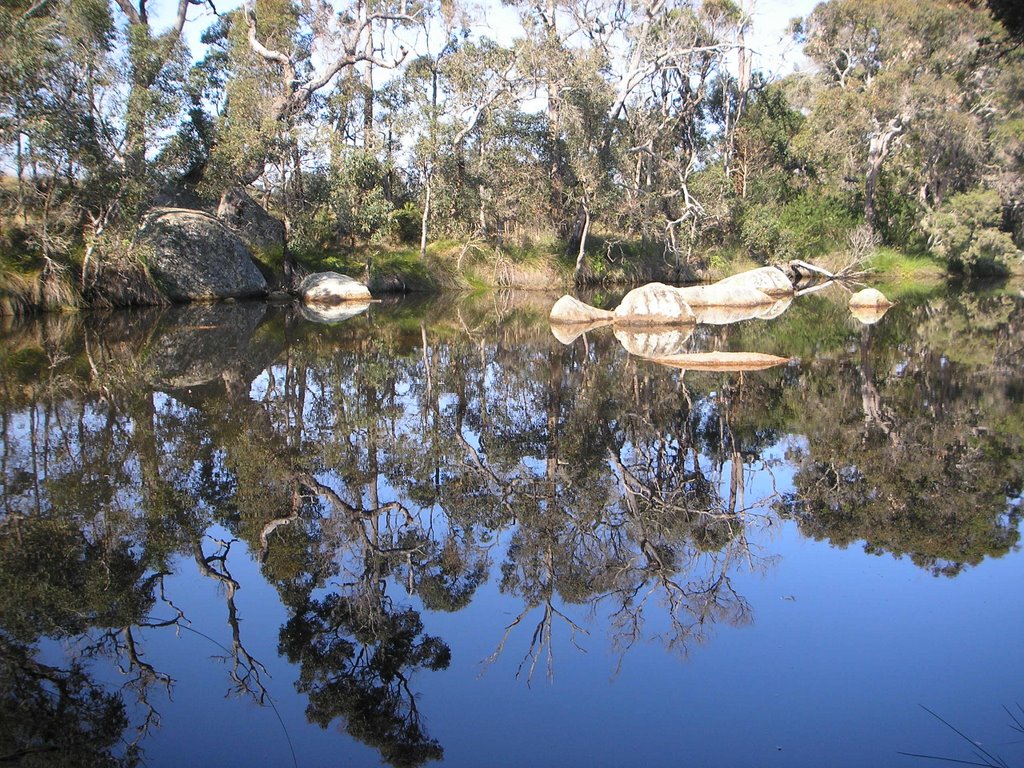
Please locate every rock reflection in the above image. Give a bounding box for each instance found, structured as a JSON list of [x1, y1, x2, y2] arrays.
[[0, 288, 1022, 763]]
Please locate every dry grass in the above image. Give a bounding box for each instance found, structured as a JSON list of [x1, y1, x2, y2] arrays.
[[0, 261, 79, 316]]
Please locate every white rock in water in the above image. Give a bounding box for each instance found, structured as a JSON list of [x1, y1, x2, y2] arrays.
[[676, 283, 775, 308], [648, 351, 792, 372], [716, 266, 794, 297], [299, 272, 372, 304], [299, 301, 372, 324], [691, 305, 765, 325], [613, 283, 696, 326], [848, 287, 893, 308], [756, 296, 794, 320], [550, 319, 614, 345], [549, 294, 615, 324], [850, 304, 891, 325]]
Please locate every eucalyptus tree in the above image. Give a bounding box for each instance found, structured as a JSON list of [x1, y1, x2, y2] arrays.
[[795, 0, 1016, 234], [110, 0, 213, 184], [0, 2, 117, 246], [576, 0, 740, 268], [390, 34, 522, 255], [205, 0, 425, 214]]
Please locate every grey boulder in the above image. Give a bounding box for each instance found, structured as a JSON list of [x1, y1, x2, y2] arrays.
[[139, 208, 268, 302]]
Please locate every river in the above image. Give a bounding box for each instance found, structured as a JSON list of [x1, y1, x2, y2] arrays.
[[0, 284, 1021, 767]]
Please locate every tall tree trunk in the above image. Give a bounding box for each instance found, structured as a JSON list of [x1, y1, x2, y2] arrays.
[[572, 204, 591, 285], [14, 101, 25, 223], [419, 173, 431, 260], [543, 0, 566, 233], [363, 30, 375, 148], [865, 116, 905, 227]]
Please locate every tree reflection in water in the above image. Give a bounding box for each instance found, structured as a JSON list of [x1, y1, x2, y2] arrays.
[[0, 287, 1021, 764]]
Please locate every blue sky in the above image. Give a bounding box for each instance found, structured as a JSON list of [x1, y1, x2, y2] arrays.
[[151, 0, 821, 77]]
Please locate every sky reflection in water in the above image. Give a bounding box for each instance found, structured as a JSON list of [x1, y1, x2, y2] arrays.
[[0, 286, 1022, 768]]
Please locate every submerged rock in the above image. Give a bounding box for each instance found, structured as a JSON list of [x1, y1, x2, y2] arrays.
[[217, 188, 286, 263], [549, 294, 615, 324], [613, 283, 696, 326], [139, 208, 268, 302], [647, 351, 793, 372], [299, 272, 372, 304]]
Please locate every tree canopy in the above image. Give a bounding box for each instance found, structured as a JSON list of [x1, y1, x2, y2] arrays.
[[0, 0, 1022, 302]]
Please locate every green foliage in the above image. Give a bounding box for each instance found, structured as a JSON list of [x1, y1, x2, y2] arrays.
[[866, 247, 945, 287], [0, 635, 137, 767], [688, 165, 736, 246], [924, 189, 1022, 275], [332, 150, 400, 244], [740, 192, 858, 259], [776, 192, 859, 257], [872, 172, 928, 251], [738, 201, 784, 258]]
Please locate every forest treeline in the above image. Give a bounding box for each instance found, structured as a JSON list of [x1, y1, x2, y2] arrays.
[[1, 0, 1023, 309]]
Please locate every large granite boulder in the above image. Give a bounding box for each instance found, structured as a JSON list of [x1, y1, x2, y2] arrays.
[[139, 208, 268, 302], [217, 188, 287, 265], [613, 283, 696, 326], [299, 272, 372, 304]]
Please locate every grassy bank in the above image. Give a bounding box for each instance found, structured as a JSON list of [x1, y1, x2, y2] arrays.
[[0, 231, 1010, 316], [299, 239, 574, 293], [303, 239, 955, 296], [300, 234, 712, 294]]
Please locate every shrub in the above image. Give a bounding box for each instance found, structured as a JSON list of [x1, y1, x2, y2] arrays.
[[739, 202, 784, 258], [924, 188, 1021, 275], [739, 192, 858, 260], [776, 192, 859, 258]]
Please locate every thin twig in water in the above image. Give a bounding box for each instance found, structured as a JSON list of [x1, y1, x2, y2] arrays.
[[898, 705, 1010, 768]]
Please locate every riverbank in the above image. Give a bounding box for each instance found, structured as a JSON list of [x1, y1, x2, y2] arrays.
[[0, 237, 1014, 316]]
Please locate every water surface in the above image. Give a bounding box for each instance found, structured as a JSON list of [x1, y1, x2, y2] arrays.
[[1, 286, 1022, 767]]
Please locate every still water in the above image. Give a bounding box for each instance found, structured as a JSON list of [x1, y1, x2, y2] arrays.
[[0, 285, 1022, 768]]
